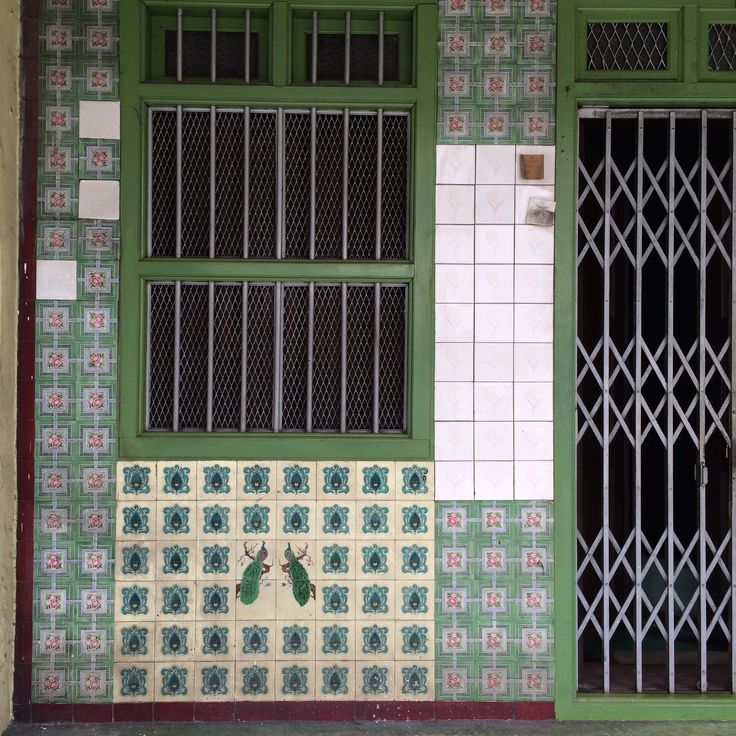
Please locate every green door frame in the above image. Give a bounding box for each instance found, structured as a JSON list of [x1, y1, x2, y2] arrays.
[[554, 0, 736, 720]]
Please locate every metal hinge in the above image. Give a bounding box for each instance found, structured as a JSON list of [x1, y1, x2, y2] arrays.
[[695, 462, 709, 487]]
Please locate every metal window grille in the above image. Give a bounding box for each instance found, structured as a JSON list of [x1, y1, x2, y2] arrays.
[[709, 24, 736, 72], [146, 281, 407, 433], [148, 107, 410, 260], [586, 22, 668, 71], [576, 109, 735, 694]]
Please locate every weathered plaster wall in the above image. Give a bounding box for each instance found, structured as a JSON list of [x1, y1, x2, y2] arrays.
[[0, 0, 20, 729]]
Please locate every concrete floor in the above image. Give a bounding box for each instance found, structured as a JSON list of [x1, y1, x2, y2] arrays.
[[4, 722, 736, 736]]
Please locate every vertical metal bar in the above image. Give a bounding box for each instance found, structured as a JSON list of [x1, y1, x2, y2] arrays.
[[731, 111, 736, 696], [276, 109, 285, 259], [376, 110, 383, 260], [273, 282, 283, 432], [175, 105, 182, 258], [146, 110, 153, 257], [373, 283, 380, 433], [602, 111, 612, 694], [206, 281, 215, 432], [243, 108, 250, 258], [210, 9, 217, 83], [344, 12, 351, 85], [306, 283, 314, 432], [667, 111, 677, 694], [342, 110, 349, 260], [244, 10, 251, 83], [634, 111, 644, 694], [240, 282, 248, 432], [378, 12, 384, 86], [340, 282, 347, 432], [145, 283, 152, 429], [173, 281, 181, 432], [176, 8, 183, 82], [309, 108, 316, 260], [209, 106, 216, 259], [311, 11, 318, 85], [698, 110, 709, 692]]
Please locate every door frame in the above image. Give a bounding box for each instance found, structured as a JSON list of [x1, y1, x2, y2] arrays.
[[554, 0, 736, 720]]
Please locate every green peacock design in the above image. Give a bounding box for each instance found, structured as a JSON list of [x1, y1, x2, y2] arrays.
[[284, 543, 314, 607], [237, 542, 270, 605]]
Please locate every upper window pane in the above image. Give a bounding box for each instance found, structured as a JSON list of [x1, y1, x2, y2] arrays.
[[586, 22, 668, 71], [307, 33, 399, 82], [164, 30, 259, 80], [709, 24, 736, 72]]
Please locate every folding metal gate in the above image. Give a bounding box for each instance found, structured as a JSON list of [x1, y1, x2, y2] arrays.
[[575, 109, 736, 694]]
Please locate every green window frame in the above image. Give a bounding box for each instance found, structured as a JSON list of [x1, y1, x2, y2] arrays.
[[119, 0, 437, 461]]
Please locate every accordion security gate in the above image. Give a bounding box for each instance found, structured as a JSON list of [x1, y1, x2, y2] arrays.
[[576, 109, 736, 694]]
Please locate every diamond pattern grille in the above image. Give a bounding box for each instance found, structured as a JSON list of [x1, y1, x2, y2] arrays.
[[212, 284, 243, 430], [381, 114, 409, 260], [215, 111, 245, 258], [180, 111, 211, 257], [315, 112, 344, 259], [708, 24, 736, 72], [284, 112, 311, 259], [346, 285, 375, 431], [348, 114, 378, 259], [148, 283, 175, 429], [586, 22, 668, 71], [150, 110, 177, 257], [312, 285, 342, 431], [248, 111, 277, 259], [178, 283, 209, 429], [244, 283, 275, 430], [379, 285, 406, 430], [281, 285, 309, 430], [576, 110, 735, 695]]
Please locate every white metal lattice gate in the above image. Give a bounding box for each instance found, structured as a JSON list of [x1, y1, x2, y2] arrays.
[[576, 109, 736, 694]]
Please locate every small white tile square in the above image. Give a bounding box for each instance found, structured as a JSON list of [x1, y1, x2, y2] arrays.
[[514, 460, 553, 500], [436, 303, 474, 342], [79, 100, 120, 140], [515, 304, 553, 342], [515, 343, 553, 382], [435, 422, 474, 461], [475, 304, 514, 343], [435, 225, 474, 264], [436, 145, 476, 185], [475, 265, 514, 303], [516, 145, 556, 185], [78, 179, 119, 220], [475, 343, 514, 381], [475, 421, 514, 461], [514, 382, 553, 421], [474, 382, 513, 422], [436, 343, 474, 382], [514, 265, 554, 304], [475, 225, 514, 263], [435, 462, 475, 500], [435, 382, 474, 421], [36, 260, 77, 300], [514, 422, 553, 461], [475, 185, 515, 225], [436, 264, 474, 303], [475, 145, 516, 185], [515, 185, 555, 224], [436, 185, 475, 224], [474, 462, 514, 500], [515, 225, 554, 264]]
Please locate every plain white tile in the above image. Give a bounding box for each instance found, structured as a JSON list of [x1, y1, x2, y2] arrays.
[[475, 264, 514, 303], [514, 382, 553, 421], [436, 303, 474, 342], [78, 179, 119, 220], [514, 421, 553, 461], [516, 145, 556, 185], [436, 185, 475, 224], [436, 343, 474, 382], [475, 225, 514, 263], [475, 304, 514, 343], [36, 259, 77, 300], [514, 265, 554, 303], [475, 421, 514, 461], [515, 225, 554, 264], [474, 382, 513, 422], [435, 461, 475, 500], [515, 185, 555, 224], [435, 382, 474, 421], [436, 264, 474, 303], [436, 421, 474, 461], [79, 100, 120, 139], [515, 343, 553, 382], [435, 225, 474, 264], [514, 460, 553, 500], [475, 185, 515, 224], [474, 461, 514, 500], [515, 304, 553, 342], [475, 343, 514, 381], [436, 145, 476, 185], [475, 145, 516, 185]]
